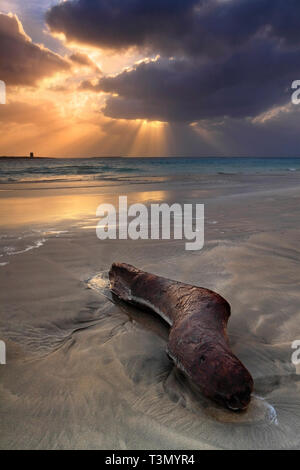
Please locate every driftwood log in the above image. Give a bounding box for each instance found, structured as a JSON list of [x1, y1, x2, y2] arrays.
[[109, 263, 253, 411]]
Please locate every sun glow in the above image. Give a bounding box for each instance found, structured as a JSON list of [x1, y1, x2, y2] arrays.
[[127, 119, 168, 156], [0, 11, 172, 157]]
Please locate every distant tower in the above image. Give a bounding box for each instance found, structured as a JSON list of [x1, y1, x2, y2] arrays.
[[30, 152, 34, 159]]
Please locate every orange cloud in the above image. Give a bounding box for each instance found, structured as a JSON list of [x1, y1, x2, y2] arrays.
[[0, 12, 70, 87]]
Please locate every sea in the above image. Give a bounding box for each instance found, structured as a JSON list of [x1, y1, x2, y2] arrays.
[[0, 156, 300, 183]]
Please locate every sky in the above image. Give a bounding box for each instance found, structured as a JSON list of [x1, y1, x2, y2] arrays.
[[1, 0, 300, 157]]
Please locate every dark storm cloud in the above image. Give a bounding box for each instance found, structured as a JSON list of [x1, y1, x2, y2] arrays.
[[89, 40, 297, 121], [0, 13, 70, 87], [46, 0, 300, 56], [46, 0, 300, 122], [46, 0, 199, 55]]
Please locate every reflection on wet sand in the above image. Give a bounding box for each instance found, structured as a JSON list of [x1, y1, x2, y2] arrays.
[[0, 184, 169, 228]]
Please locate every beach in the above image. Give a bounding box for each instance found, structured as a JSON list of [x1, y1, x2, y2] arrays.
[[1, 159, 300, 449]]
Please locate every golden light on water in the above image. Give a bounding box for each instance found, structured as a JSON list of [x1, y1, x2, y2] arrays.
[[0, 188, 170, 227]]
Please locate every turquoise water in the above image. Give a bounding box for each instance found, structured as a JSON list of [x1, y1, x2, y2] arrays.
[[0, 157, 300, 183]]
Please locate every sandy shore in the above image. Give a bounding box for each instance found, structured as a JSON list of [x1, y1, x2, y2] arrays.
[[0, 173, 300, 449]]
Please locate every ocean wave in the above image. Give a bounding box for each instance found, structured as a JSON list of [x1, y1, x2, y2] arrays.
[[2, 238, 46, 256]]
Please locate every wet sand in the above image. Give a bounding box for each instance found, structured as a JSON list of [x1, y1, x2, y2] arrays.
[[0, 173, 300, 449]]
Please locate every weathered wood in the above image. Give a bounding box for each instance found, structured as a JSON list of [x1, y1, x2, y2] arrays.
[[109, 262, 253, 411]]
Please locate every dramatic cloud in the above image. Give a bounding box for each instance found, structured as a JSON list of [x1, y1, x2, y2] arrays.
[[46, 0, 300, 123], [46, 0, 198, 55], [0, 12, 70, 87], [2, 0, 300, 156], [88, 40, 296, 122], [69, 52, 101, 72]]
